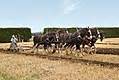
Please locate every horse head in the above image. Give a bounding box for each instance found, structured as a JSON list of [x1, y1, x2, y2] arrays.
[[98, 30, 104, 42]]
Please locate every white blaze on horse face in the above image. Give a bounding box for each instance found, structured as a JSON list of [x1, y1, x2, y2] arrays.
[[66, 30, 69, 34], [78, 34, 81, 38], [97, 29, 101, 38], [12, 35, 15, 38], [56, 34, 59, 41], [76, 28, 79, 32], [88, 29, 92, 39], [46, 37, 49, 40], [92, 35, 96, 38]]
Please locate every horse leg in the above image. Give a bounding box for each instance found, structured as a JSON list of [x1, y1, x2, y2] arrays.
[[44, 43, 48, 54], [48, 43, 53, 54], [91, 44, 96, 54], [75, 43, 83, 57], [64, 43, 70, 55], [80, 43, 88, 56], [88, 42, 96, 54], [62, 43, 68, 54], [55, 43, 60, 53], [58, 43, 63, 53], [69, 43, 75, 55], [93, 45, 96, 54], [57, 43, 61, 54], [76, 43, 80, 50], [59, 42, 64, 54], [51, 43, 56, 54], [31, 43, 39, 53]]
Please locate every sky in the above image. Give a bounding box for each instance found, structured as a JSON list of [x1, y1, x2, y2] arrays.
[[0, 0, 119, 32]]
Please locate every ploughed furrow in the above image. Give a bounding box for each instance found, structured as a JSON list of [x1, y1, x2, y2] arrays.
[[0, 48, 119, 69], [96, 48, 119, 55]]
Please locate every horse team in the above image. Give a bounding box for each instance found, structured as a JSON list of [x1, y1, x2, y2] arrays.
[[32, 27, 104, 55]]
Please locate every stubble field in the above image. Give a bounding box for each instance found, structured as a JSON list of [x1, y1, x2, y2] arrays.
[[0, 38, 119, 80]]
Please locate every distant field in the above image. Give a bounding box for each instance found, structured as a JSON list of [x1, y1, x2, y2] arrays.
[[96, 38, 119, 48]]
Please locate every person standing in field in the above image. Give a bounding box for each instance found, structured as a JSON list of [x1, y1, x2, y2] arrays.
[[10, 35, 18, 50]]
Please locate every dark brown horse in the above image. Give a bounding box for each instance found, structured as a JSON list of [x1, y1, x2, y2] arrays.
[[63, 28, 90, 50], [32, 29, 69, 53], [32, 31, 57, 53], [81, 28, 104, 54], [63, 27, 104, 54]]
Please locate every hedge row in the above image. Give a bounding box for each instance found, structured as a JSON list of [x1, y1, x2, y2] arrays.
[[43, 27, 77, 34], [0, 28, 32, 43], [98, 28, 119, 38], [44, 27, 119, 38]]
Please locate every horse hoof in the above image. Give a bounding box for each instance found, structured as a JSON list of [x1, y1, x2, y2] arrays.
[[7, 49, 10, 51], [31, 51, 34, 53], [52, 49, 56, 53]]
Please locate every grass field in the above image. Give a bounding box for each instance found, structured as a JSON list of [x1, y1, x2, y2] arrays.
[[0, 52, 119, 80], [0, 38, 118, 80]]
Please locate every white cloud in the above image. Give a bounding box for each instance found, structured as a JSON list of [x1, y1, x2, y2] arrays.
[[63, 0, 80, 14]]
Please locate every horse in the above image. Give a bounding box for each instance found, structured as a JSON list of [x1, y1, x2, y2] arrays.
[[63, 28, 90, 50], [32, 32, 57, 53], [81, 28, 104, 54], [32, 30, 69, 53], [61, 29, 84, 56], [63, 27, 104, 55]]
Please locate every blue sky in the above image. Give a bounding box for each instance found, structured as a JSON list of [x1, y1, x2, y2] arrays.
[[0, 0, 119, 32]]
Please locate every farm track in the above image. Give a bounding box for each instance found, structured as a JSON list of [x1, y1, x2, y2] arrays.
[[0, 48, 119, 69]]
